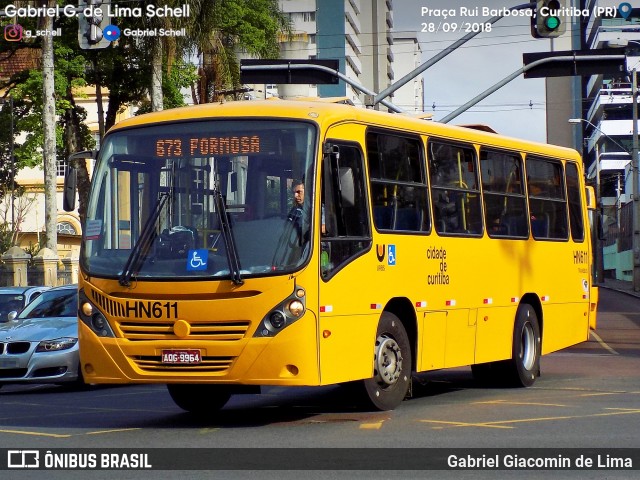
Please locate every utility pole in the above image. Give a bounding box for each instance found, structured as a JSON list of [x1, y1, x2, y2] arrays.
[[42, 0, 57, 254]]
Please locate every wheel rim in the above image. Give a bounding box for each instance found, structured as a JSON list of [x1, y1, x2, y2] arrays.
[[520, 322, 536, 371], [374, 334, 403, 387]]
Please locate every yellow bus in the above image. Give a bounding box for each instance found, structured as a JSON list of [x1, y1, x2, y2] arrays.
[[65, 99, 598, 412]]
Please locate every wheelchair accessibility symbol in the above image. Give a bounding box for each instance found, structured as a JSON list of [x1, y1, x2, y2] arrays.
[[387, 245, 396, 266], [187, 249, 208, 271]]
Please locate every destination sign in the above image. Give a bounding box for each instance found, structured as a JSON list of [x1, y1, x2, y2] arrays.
[[155, 135, 261, 158]]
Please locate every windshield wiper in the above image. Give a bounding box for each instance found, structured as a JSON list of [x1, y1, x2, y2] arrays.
[[119, 193, 169, 286], [213, 186, 244, 285]]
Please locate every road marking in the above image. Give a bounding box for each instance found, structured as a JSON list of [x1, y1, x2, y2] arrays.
[[579, 392, 623, 397], [589, 330, 619, 355], [474, 400, 567, 407], [85, 428, 141, 435], [0, 429, 71, 438], [420, 420, 512, 429], [420, 408, 640, 430], [360, 421, 385, 429]]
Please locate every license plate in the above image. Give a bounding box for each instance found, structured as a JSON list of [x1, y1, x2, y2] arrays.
[[161, 349, 202, 364]]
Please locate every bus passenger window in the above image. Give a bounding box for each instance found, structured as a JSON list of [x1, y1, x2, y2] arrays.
[[366, 131, 430, 233], [566, 162, 585, 242], [428, 140, 482, 236], [480, 149, 528, 239], [526, 157, 568, 240]]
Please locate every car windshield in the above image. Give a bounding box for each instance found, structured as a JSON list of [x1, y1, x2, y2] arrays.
[[18, 289, 77, 319], [82, 119, 317, 281], [0, 293, 25, 319]]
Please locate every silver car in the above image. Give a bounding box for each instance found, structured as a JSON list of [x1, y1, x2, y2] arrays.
[[0, 285, 81, 388], [0, 286, 50, 322]]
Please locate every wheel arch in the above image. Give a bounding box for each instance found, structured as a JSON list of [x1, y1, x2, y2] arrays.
[[384, 297, 417, 372], [520, 293, 543, 348]]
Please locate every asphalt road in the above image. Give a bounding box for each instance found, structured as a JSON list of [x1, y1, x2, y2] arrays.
[[1, 287, 639, 479]]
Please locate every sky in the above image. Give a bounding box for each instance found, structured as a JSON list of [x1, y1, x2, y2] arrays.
[[393, 0, 550, 143]]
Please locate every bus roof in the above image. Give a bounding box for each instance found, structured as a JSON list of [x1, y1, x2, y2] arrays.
[[110, 99, 580, 161]]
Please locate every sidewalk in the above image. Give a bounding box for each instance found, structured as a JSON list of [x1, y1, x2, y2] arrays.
[[598, 278, 640, 299]]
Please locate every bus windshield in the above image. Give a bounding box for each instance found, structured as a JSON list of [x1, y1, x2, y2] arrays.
[[82, 119, 317, 281]]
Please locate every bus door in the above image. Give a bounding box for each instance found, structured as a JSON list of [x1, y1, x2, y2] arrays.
[[317, 135, 375, 384]]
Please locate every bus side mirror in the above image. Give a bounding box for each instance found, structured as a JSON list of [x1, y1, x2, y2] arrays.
[[585, 186, 596, 210], [63, 150, 97, 212], [63, 164, 77, 212]]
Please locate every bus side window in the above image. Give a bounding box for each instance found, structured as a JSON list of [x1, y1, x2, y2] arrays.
[[526, 157, 568, 241], [321, 142, 371, 279], [366, 130, 430, 233], [480, 149, 528, 239], [566, 162, 585, 242], [428, 140, 482, 236]]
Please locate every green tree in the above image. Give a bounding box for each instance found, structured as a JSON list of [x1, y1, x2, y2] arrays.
[[187, 0, 290, 103]]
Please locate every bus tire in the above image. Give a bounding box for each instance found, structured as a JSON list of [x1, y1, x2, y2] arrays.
[[505, 304, 541, 387], [167, 384, 232, 414], [359, 312, 412, 411]]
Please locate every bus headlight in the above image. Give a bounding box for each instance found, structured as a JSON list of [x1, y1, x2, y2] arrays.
[[287, 300, 304, 317], [255, 286, 306, 337], [78, 289, 116, 338], [268, 311, 286, 329]]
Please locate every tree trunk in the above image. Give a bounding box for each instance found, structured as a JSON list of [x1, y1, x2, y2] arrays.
[[41, 3, 57, 254], [150, 39, 163, 111], [64, 89, 91, 227]]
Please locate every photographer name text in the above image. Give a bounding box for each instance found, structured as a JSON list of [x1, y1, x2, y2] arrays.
[[3, 3, 190, 19]]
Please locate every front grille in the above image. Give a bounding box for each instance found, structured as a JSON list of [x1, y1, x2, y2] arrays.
[[120, 321, 250, 341], [90, 289, 251, 341], [131, 355, 235, 373], [7, 342, 31, 354]]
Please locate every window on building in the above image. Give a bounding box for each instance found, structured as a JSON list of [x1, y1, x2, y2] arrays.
[[57, 221, 77, 235], [302, 12, 315, 22], [56, 159, 67, 177]]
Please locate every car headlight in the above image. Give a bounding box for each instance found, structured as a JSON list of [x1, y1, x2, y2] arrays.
[[36, 337, 78, 352]]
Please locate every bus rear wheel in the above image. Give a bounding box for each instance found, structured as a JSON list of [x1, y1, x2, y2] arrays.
[[359, 312, 412, 411], [167, 384, 232, 414], [504, 304, 541, 387]]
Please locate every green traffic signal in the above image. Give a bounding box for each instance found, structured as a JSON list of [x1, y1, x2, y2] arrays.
[[545, 16, 560, 30]]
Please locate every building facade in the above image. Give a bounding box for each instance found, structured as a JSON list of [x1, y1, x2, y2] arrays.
[[275, 0, 399, 107], [579, 0, 638, 281]]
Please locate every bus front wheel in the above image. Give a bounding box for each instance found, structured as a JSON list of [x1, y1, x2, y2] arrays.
[[359, 312, 412, 411], [505, 304, 541, 387], [167, 384, 232, 414]]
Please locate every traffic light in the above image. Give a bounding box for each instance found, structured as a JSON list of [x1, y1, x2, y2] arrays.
[[78, 0, 111, 49], [531, 0, 567, 38]]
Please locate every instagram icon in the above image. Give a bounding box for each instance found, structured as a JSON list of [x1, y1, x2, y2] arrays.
[[4, 24, 23, 42]]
